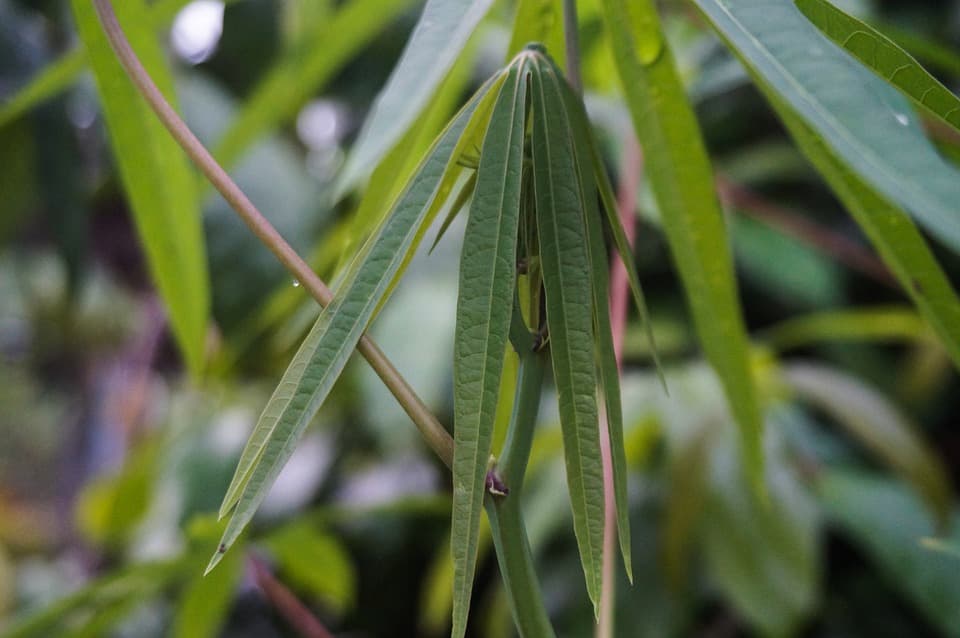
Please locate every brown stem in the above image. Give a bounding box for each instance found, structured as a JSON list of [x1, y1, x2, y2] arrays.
[[250, 555, 335, 638], [715, 175, 897, 290], [90, 0, 454, 468], [596, 136, 643, 638]]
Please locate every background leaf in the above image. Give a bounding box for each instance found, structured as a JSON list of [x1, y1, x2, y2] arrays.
[[336, 0, 495, 196], [71, 0, 209, 376], [600, 0, 764, 489], [796, 0, 960, 134], [819, 470, 960, 636], [783, 362, 951, 521], [692, 0, 960, 253]]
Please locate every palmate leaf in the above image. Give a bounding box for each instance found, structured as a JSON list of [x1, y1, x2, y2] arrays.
[[691, 0, 960, 254], [72, 0, 209, 377], [600, 0, 763, 489], [539, 56, 633, 580], [530, 58, 605, 615], [796, 0, 960, 136], [209, 75, 507, 573], [335, 0, 495, 196], [451, 58, 529, 638]]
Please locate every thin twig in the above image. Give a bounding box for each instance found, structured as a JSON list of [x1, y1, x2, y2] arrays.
[[250, 555, 335, 638], [90, 0, 454, 468], [596, 136, 643, 638], [716, 175, 898, 290]]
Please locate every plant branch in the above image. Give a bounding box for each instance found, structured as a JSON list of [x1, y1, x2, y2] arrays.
[[563, 0, 582, 93], [486, 329, 554, 638], [91, 0, 454, 468], [596, 136, 643, 638], [250, 555, 335, 638]]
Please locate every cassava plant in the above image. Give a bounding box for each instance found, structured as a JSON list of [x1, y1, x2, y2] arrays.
[[8, 0, 958, 635], [208, 46, 664, 635]]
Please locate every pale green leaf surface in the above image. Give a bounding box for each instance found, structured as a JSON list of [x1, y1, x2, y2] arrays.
[[71, 0, 209, 377], [819, 470, 960, 636], [336, 0, 494, 196], [796, 0, 960, 134], [210, 85, 494, 572], [784, 362, 951, 522], [346, 44, 476, 269], [264, 523, 356, 613], [172, 544, 242, 638], [701, 427, 819, 637], [531, 60, 604, 614], [451, 61, 527, 638], [212, 0, 414, 169], [692, 0, 960, 253], [546, 56, 633, 580], [772, 98, 960, 369], [601, 0, 762, 488], [763, 306, 932, 351]]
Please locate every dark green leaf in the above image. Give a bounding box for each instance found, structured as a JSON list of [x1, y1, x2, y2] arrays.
[[71, 0, 209, 377], [819, 470, 960, 636], [545, 57, 633, 580], [451, 60, 528, 638], [530, 57, 604, 614]]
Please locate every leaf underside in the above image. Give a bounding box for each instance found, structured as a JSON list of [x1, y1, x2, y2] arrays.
[[693, 0, 960, 253]]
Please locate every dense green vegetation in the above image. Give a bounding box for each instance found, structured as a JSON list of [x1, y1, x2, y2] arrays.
[[1, 0, 960, 636]]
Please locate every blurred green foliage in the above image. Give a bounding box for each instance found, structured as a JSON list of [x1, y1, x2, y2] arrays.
[[1, 0, 960, 636]]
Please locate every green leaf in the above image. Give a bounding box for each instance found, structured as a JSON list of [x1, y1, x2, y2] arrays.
[[783, 362, 952, 522], [2, 559, 186, 638], [0, 51, 86, 129], [71, 0, 209, 377], [506, 0, 565, 68], [429, 172, 477, 254], [692, 0, 960, 253], [346, 45, 477, 269], [264, 523, 356, 613], [530, 57, 604, 615], [336, 0, 495, 196], [172, 541, 242, 638], [600, 0, 763, 489], [545, 57, 633, 581], [451, 61, 528, 638], [210, 77, 501, 573], [763, 306, 933, 352], [819, 470, 960, 636], [701, 427, 819, 637], [212, 0, 415, 169], [771, 98, 960, 369], [0, 0, 238, 128], [796, 0, 960, 135]]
